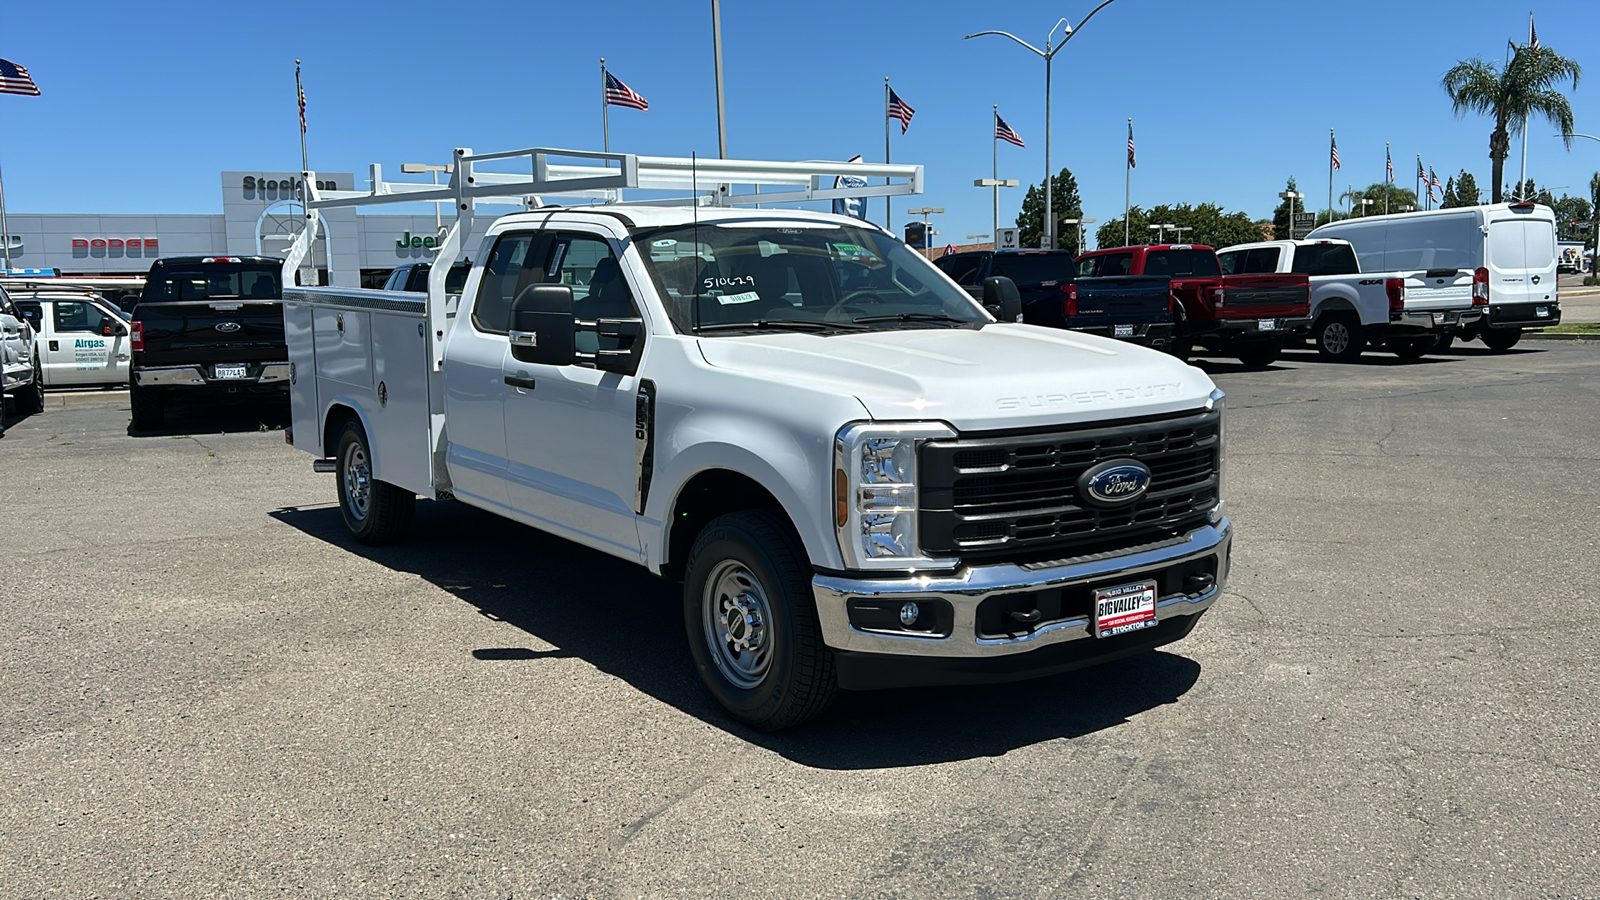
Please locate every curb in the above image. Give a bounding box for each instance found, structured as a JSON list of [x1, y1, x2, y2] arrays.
[[47, 389, 129, 409], [1523, 332, 1600, 342]]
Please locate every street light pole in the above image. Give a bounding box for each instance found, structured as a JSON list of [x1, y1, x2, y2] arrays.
[[908, 206, 944, 257], [964, 0, 1119, 251], [1280, 189, 1304, 239]]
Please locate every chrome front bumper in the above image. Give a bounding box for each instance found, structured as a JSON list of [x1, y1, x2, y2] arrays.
[[813, 519, 1231, 658], [134, 363, 291, 386]]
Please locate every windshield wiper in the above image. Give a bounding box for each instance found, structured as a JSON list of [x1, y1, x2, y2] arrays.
[[693, 318, 867, 334], [850, 312, 975, 326]]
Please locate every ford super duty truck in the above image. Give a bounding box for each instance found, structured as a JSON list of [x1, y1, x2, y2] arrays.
[[1076, 244, 1311, 367], [1216, 238, 1480, 361], [280, 149, 1231, 730]]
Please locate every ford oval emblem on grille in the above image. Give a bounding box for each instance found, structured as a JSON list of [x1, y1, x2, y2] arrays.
[[1078, 459, 1152, 507], [215, 321, 242, 333]]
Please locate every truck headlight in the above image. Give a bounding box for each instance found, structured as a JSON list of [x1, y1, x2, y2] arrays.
[[834, 422, 957, 571], [1207, 388, 1227, 524]]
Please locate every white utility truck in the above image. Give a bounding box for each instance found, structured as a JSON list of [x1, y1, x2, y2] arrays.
[[1215, 238, 1474, 361], [1308, 202, 1558, 351], [280, 148, 1231, 729]]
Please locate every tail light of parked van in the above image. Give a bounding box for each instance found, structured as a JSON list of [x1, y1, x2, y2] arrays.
[[1061, 282, 1078, 318], [130, 320, 144, 352], [1385, 278, 1405, 311], [1472, 267, 1490, 306]]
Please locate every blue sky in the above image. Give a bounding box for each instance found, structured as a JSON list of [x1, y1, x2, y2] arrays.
[[3, 0, 1598, 245]]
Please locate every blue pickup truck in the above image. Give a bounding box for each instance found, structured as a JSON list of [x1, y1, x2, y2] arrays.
[[934, 249, 1174, 349]]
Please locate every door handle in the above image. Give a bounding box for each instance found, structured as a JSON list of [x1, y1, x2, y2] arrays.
[[504, 374, 537, 390], [49, 340, 59, 351]]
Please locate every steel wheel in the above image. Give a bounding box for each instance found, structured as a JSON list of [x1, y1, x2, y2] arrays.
[[341, 438, 372, 523], [702, 559, 775, 690]]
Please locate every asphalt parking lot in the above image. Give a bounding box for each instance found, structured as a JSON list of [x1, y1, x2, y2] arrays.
[[3, 342, 1597, 898]]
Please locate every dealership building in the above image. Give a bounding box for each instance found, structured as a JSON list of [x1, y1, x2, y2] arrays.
[[0, 171, 496, 288]]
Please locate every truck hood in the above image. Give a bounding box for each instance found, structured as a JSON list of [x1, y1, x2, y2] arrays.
[[695, 323, 1214, 432]]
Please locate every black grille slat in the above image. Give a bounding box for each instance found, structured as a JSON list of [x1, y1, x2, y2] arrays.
[[920, 408, 1220, 562]]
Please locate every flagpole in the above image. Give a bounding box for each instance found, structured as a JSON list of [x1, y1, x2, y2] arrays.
[[884, 77, 892, 232], [0, 153, 11, 270], [1328, 129, 1335, 226], [1416, 156, 1422, 211], [601, 58, 609, 154], [1124, 118, 1131, 247], [992, 106, 999, 249], [295, 60, 308, 177], [295, 60, 312, 286], [1386, 142, 1391, 215]]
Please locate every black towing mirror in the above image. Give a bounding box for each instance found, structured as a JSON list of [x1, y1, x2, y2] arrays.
[[982, 276, 1023, 323], [509, 285, 575, 366]]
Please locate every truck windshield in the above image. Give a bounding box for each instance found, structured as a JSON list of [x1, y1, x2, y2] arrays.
[[634, 222, 989, 333], [143, 264, 282, 302], [1291, 243, 1360, 276]]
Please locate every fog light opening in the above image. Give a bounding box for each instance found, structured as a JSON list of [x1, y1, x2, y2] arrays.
[[898, 602, 921, 627]]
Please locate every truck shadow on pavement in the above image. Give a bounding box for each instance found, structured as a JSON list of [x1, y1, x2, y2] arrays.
[[126, 397, 291, 438], [270, 499, 1202, 769]]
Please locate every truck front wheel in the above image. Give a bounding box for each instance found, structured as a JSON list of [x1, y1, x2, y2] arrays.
[[335, 419, 415, 545], [683, 510, 837, 730], [16, 357, 45, 415], [1235, 340, 1282, 368]]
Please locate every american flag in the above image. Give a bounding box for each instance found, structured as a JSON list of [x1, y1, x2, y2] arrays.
[[0, 58, 40, 97], [1531, 15, 1539, 50], [605, 72, 649, 111], [1386, 146, 1394, 183], [888, 88, 914, 134], [297, 69, 307, 134], [943, 244, 956, 257], [994, 113, 1024, 148], [1427, 166, 1440, 204], [1127, 121, 1136, 169], [1331, 133, 1340, 171]]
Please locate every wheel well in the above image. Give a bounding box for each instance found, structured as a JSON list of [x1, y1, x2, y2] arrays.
[[663, 469, 787, 582], [321, 405, 360, 458]]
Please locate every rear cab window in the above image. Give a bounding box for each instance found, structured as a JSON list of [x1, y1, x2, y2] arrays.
[[1291, 243, 1359, 276], [988, 253, 1073, 285], [144, 262, 282, 302], [1091, 252, 1135, 277], [1144, 249, 1222, 277]]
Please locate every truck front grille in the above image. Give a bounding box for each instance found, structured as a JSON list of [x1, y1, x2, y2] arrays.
[[919, 408, 1219, 564]]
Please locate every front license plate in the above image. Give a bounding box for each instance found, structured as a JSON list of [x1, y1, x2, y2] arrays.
[[1257, 318, 1276, 331], [1094, 580, 1158, 638], [1536, 306, 1550, 317], [1114, 324, 1134, 338], [213, 364, 248, 380]]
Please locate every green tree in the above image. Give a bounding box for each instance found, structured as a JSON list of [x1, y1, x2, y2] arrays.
[[1590, 172, 1600, 251], [1455, 171, 1481, 206], [1096, 202, 1264, 250], [1508, 179, 1557, 206], [1550, 194, 1591, 239], [1015, 167, 1084, 254], [1441, 176, 1459, 208], [1442, 42, 1581, 203], [1271, 177, 1306, 239], [1347, 182, 1419, 215]]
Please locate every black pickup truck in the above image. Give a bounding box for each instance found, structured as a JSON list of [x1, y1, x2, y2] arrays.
[[933, 249, 1173, 349], [129, 256, 286, 429], [382, 260, 471, 293]]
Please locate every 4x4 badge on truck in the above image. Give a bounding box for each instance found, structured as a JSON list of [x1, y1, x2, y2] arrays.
[[1079, 459, 1152, 507]]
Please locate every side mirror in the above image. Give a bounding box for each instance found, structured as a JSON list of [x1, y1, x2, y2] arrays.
[[508, 285, 575, 366], [982, 276, 1023, 323]]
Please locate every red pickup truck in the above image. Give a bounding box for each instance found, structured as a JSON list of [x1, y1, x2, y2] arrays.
[[1074, 244, 1311, 366]]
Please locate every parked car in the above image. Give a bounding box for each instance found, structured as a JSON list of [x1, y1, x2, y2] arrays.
[[1215, 239, 1467, 361], [1308, 202, 1557, 351], [382, 260, 472, 294], [933, 249, 1173, 348], [0, 285, 45, 420], [1075, 244, 1311, 367], [129, 256, 287, 429], [9, 288, 133, 387]]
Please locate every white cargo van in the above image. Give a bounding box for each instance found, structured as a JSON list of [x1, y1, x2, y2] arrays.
[[1308, 203, 1558, 351]]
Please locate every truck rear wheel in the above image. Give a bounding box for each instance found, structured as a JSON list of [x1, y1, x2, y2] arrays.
[[1315, 314, 1365, 362], [129, 382, 164, 430], [1482, 328, 1522, 351], [683, 509, 837, 730], [16, 357, 45, 415], [1235, 340, 1282, 368], [336, 419, 415, 545]]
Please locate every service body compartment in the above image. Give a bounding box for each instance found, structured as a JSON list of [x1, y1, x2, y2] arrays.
[[284, 288, 436, 496]]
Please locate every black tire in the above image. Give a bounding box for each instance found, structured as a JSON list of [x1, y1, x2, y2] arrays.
[[129, 381, 164, 430], [1433, 333, 1455, 352], [1392, 338, 1431, 359], [1482, 328, 1522, 351], [335, 419, 415, 545], [1235, 340, 1282, 368], [1314, 314, 1366, 362], [15, 357, 45, 415], [1166, 312, 1192, 362], [683, 509, 838, 731]]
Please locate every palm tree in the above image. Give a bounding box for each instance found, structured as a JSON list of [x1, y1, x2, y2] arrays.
[[1441, 44, 1580, 203]]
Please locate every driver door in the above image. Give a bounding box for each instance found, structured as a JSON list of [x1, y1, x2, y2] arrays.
[[45, 299, 127, 386], [500, 228, 647, 562]]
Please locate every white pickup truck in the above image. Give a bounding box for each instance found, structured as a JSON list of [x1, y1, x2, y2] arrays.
[[280, 148, 1231, 729], [1217, 238, 1481, 361]]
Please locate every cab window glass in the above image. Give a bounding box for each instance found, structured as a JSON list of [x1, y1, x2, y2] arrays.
[[1217, 251, 1243, 275], [550, 234, 641, 355], [1241, 248, 1281, 274], [472, 233, 548, 334], [936, 255, 984, 286], [1096, 252, 1134, 277], [54, 300, 116, 334], [1075, 256, 1100, 278], [14, 300, 42, 333]]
